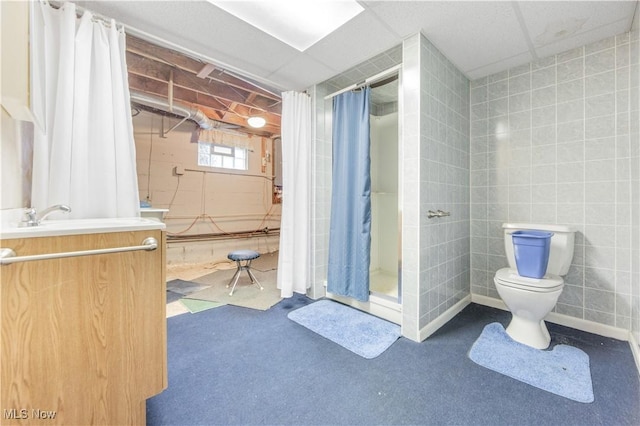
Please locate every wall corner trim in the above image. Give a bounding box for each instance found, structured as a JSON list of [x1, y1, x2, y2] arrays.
[[419, 295, 472, 342], [629, 332, 640, 378]]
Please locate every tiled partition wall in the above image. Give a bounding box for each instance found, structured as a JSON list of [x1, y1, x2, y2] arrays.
[[311, 37, 470, 341], [631, 23, 640, 351], [308, 82, 331, 300], [404, 34, 471, 338], [470, 33, 639, 332]]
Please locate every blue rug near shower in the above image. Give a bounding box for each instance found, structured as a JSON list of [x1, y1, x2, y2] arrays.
[[469, 322, 594, 403], [288, 299, 401, 359]]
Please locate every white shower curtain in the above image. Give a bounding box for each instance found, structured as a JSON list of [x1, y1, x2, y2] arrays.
[[30, 2, 139, 219], [277, 91, 312, 297]]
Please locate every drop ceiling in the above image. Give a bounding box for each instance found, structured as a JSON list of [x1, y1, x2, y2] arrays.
[[79, 1, 637, 92], [77, 1, 637, 137]]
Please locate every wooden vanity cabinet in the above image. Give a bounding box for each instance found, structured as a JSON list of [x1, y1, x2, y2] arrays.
[[0, 230, 167, 425]]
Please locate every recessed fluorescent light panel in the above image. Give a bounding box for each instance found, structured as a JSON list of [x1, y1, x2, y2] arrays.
[[208, 1, 364, 51]]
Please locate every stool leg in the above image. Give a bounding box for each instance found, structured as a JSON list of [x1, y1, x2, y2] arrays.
[[227, 261, 242, 296], [246, 267, 264, 291], [244, 259, 263, 290]]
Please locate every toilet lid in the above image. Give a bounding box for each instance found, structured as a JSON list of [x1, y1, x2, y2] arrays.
[[494, 268, 564, 292]]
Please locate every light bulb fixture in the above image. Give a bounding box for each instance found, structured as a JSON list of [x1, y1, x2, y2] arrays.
[[247, 116, 266, 128]]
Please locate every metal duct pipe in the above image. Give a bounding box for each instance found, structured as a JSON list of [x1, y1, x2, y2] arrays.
[[130, 91, 215, 130]]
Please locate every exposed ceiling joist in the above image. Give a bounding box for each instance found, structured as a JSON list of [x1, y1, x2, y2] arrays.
[[125, 34, 281, 137], [196, 63, 216, 79]]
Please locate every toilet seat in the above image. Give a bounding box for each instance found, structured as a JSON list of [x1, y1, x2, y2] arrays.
[[494, 268, 564, 292]]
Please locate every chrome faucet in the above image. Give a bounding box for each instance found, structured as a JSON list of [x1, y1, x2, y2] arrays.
[[23, 204, 71, 226]]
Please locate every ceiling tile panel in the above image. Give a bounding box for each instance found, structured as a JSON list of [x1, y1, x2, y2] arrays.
[[304, 11, 400, 78], [266, 55, 338, 91], [369, 1, 532, 75], [518, 1, 635, 49], [534, 18, 632, 59]]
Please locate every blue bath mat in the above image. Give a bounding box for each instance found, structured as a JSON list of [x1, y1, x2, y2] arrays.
[[288, 299, 401, 359], [469, 322, 594, 403]]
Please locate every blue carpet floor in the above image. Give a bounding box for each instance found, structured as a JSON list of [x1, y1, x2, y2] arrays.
[[147, 296, 640, 425]]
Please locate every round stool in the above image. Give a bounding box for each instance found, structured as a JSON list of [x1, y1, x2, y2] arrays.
[[226, 250, 264, 296]]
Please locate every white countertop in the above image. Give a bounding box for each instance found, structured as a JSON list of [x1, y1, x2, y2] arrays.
[[0, 217, 165, 239], [140, 208, 169, 213]]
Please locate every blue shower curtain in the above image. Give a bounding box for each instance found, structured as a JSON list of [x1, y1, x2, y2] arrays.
[[327, 87, 371, 302]]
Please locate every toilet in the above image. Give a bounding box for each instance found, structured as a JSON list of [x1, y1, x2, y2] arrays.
[[494, 223, 576, 349]]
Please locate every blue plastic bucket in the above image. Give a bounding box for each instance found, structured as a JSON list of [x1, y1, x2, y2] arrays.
[[512, 230, 553, 279]]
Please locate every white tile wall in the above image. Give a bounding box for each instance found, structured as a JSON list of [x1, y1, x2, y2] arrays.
[[471, 33, 639, 330]]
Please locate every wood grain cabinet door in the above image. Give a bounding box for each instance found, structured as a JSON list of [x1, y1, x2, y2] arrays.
[[1, 230, 167, 425]]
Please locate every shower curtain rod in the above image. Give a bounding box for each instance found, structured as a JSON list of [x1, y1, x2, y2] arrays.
[[47, 1, 115, 28], [324, 64, 401, 100]]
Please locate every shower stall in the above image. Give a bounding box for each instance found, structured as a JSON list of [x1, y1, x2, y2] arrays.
[[369, 110, 399, 300], [325, 66, 402, 323]]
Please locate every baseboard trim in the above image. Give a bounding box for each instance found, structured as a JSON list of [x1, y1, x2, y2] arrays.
[[471, 294, 630, 341], [419, 295, 472, 342], [629, 332, 640, 378], [471, 294, 508, 311]]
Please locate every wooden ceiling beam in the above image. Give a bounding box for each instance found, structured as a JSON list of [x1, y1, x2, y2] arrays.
[[126, 35, 281, 102], [128, 75, 280, 129], [126, 52, 171, 81], [128, 74, 168, 96], [126, 51, 281, 116], [245, 92, 257, 105]]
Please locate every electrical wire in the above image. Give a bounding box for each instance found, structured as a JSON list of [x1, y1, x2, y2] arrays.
[[168, 175, 181, 209], [183, 167, 274, 180], [166, 228, 280, 244], [145, 114, 154, 201], [165, 213, 280, 238]]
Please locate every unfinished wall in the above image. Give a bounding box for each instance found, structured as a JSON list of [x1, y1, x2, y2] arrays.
[[0, 0, 31, 210], [133, 110, 281, 265]]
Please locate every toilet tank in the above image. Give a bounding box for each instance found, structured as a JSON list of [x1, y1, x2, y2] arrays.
[[502, 223, 576, 276]]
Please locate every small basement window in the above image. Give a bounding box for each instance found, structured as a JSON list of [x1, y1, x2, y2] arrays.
[[198, 141, 247, 170]]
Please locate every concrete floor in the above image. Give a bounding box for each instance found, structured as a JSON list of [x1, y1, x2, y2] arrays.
[[165, 251, 279, 317]]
